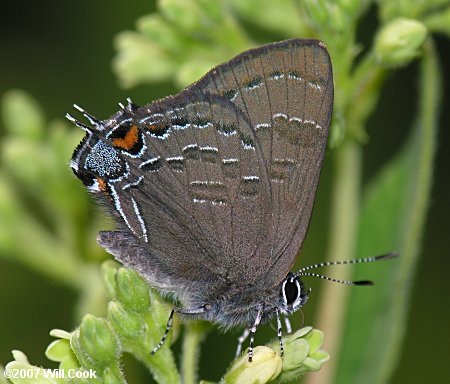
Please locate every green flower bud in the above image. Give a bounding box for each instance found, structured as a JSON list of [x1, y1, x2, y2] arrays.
[[281, 337, 310, 371], [46, 330, 80, 371], [160, 0, 222, 32], [65, 369, 103, 384], [267, 327, 329, 382], [102, 367, 125, 384], [5, 352, 65, 384], [309, 349, 330, 366], [301, 356, 322, 371], [59, 356, 82, 373], [223, 346, 282, 384], [1, 90, 44, 140], [46, 339, 72, 363], [113, 32, 176, 88], [4, 362, 63, 384], [137, 15, 184, 51], [11, 350, 30, 364], [175, 59, 219, 88], [71, 315, 118, 370], [107, 301, 145, 341], [115, 268, 150, 313], [335, 0, 369, 15], [101, 260, 120, 299], [267, 327, 311, 372], [230, 0, 307, 37], [301, 0, 330, 28], [49, 329, 72, 340], [375, 18, 427, 67], [305, 328, 324, 354], [2, 139, 47, 186]]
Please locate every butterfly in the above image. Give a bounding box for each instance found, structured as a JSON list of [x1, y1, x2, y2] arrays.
[[68, 39, 395, 361]]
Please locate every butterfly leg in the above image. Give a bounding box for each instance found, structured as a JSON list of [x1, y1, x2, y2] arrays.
[[248, 308, 262, 362], [151, 305, 208, 355], [151, 308, 175, 355], [275, 309, 284, 357], [235, 328, 250, 358], [284, 316, 292, 334]]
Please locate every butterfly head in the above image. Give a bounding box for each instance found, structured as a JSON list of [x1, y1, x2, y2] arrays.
[[278, 272, 309, 315], [67, 98, 146, 194]]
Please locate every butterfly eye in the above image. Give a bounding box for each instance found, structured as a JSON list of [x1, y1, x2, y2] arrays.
[[72, 166, 96, 188], [284, 278, 300, 305], [280, 274, 309, 314]]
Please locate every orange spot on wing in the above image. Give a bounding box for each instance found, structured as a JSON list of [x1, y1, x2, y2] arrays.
[[146, 123, 168, 137], [97, 177, 107, 193], [113, 125, 139, 150]]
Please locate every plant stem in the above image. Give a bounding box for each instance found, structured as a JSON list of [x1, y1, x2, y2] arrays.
[[181, 322, 205, 384], [305, 139, 362, 384], [138, 346, 180, 384], [376, 37, 440, 384]]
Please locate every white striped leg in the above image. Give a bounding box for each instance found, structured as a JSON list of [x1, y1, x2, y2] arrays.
[[151, 308, 175, 355], [248, 309, 262, 362], [151, 306, 207, 355], [235, 328, 250, 358], [284, 316, 292, 334], [275, 309, 284, 357]]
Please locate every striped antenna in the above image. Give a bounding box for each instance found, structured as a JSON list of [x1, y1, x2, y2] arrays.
[[72, 104, 104, 132], [296, 252, 398, 286], [65, 113, 92, 132]]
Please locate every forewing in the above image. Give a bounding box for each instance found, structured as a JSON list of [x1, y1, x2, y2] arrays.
[[91, 92, 272, 290], [191, 39, 334, 286], [71, 39, 333, 293]]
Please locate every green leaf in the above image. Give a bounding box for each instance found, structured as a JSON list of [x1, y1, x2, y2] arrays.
[[336, 39, 439, 384]]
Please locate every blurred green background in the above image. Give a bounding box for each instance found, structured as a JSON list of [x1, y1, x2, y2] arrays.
[[0, 0, 449, 383]]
